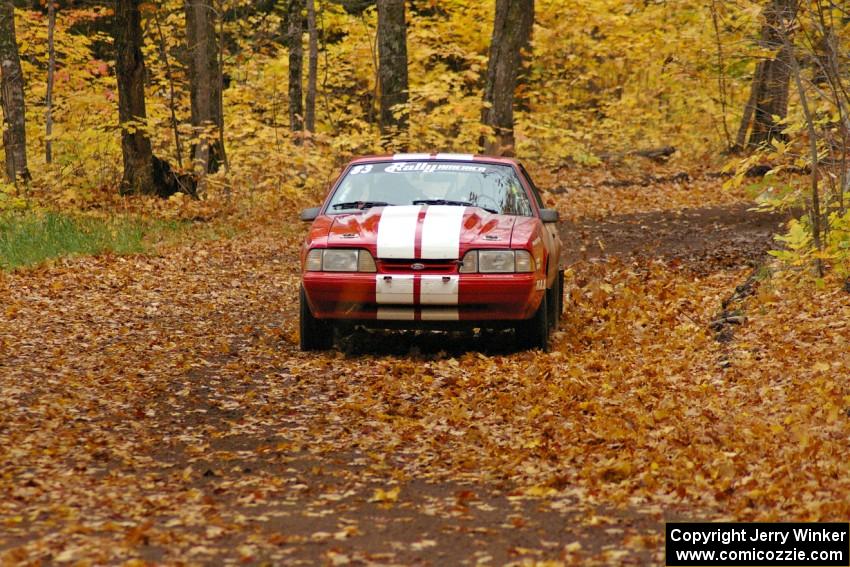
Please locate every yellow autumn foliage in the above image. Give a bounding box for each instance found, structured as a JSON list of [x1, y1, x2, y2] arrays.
[[7, 0, 764, 213]]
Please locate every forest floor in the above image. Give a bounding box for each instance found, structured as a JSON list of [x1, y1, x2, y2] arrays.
[[2, 171, 850, 565]]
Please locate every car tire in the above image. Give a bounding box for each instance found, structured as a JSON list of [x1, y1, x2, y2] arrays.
[[546, 269, 565, 331], [517, 291, 549, 352], [300, 286, 333, 351], [546, 275, 558, 331], [556, 269, 564, 323]]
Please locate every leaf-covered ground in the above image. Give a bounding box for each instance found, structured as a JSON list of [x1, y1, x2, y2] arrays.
[[2, 175, 849, 565]]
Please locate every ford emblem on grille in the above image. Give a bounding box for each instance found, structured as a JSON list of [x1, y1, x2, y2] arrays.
[[411, 263, 425, 270]]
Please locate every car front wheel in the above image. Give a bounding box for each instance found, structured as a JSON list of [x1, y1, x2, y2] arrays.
[[555, 269, 564, 326], [299, 286, 333, 351], [517, 291, 549, 352], [547, 271, 563, 331]]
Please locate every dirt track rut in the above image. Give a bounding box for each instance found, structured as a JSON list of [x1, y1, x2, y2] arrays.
[[560, 203, 790, 271]]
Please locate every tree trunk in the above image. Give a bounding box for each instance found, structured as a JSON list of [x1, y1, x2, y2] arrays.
[[0, 2, 29, 183], [216, 0, 227, 171], [737, 0, 798, 149], [480, 0, 534, 156], [377, 0, 408, 144], [813, 0, 849, 215], [787, 31, 823, 275], [46, 0, 55, 164], [710, 0, 732, 149], [287, 0, 304, 137], [735, 61, 763, 149], [114, 0, 156, 195], [185, 0, 224, 173], [305, 0, 318, 133], [155, 11, 183, 169]]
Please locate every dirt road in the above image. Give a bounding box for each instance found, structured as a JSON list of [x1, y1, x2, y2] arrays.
[[560, 203, 789, 269], [0, 203, 789, 565]]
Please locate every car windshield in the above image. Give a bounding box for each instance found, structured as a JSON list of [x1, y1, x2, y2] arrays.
[[327, 161, 534, 216]]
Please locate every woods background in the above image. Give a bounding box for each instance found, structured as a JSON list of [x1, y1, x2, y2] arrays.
[[2, 0, 848, 277], [0, 0, 846, 329], [4, 2, 850, 563]]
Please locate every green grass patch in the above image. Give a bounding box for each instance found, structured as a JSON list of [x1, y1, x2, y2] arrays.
[[0, 211, 189, 271]]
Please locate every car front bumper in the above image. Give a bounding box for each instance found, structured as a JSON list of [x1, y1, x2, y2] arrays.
[[302, 271, 543, 323]]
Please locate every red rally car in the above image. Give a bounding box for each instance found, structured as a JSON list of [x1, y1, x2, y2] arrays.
[[299, 153, 564, 351]]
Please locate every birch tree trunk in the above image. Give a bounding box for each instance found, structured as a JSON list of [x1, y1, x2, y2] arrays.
[[480, 0, 534, 156], [0, 2, 29, 183]]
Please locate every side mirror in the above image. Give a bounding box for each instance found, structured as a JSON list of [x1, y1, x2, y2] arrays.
[[300, 207, 320, 221], [539, 208, 559, 223]]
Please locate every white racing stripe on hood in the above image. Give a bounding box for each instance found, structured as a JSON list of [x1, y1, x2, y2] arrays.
[[376, 205, 421, 259], [420, 206, 465, 259]]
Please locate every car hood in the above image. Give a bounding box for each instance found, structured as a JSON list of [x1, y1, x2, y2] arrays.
[[321, 205, 519, 259]]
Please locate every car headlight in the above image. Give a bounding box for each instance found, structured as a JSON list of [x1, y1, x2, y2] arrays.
[[459, 250, 478, 273], [323, 249, 359, 271], [479, 250, 516, 273], [459, 250, 535, 273], [357, 250, 377, 272], [306, 249, 323, 271], [514, 250, 533, 273], [305, 249, 376, 272]]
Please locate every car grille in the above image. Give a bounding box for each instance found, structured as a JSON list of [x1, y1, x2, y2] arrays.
[[378, 259, 459, 274]]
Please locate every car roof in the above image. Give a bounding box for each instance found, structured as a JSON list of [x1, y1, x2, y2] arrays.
[[347, 153, 520, 167]]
